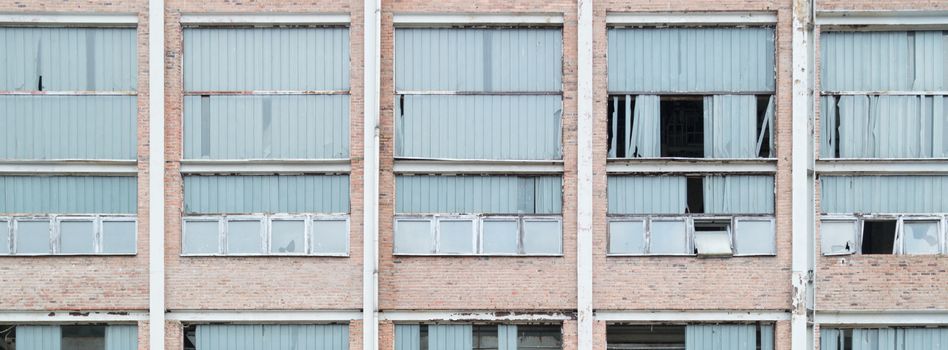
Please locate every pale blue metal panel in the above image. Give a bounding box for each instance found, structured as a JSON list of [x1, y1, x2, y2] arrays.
[[428, 325, 473, 350], [260, 325, 348, 350], [820, 329, 842, 350], [704, 95, 758, 158], [608, 27, 775, 92], [395, 28, 562, 92], [0, 27, 137, 91], [183, 95, 349, 159], [822, 31, 946, 91], [16, 325, 62, 350], [498, 325, 517, 350], [184, 175, 349, 214], [703, 175, 775, 214], [395, 325, 421, 350], [196, 325, 264, 350], [395, 95, 562, 160], [0, 95, 136, 160], [105, 325, 138, 350], [685, 324, 755, 350], [901, 328, 948, 350], [0, 176, 137, 214], [821, 175, 948, 213], [760, 325, 774, 350], [833, 95, 937, 158], [184, 27, 349, 91], [820, 96, 838, 158], [607, 176, 687, 214], [852, 328, 896, 350], [396, 175, 562, 214]]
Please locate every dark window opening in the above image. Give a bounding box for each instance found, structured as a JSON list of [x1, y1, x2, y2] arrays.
[[660, 97, 704, 158], [183, 325, 196, 350], [607, 95, 635, 158], [843, 329, 853, 350], [861, 220, 897, 254], [832, 96, 842, 158], [61, 325, 106, 350], [686, 177, 704, 214], [518, 325, 562, 350], [473, 325, 499, 350], [0, 325, 14, 350], [420, 325, 429, 350], [756, 95, 773, 158], [694, 220, 730, 232], [606, 325, 686, 350]]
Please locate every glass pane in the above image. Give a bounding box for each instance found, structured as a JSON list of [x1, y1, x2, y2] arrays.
[[394, 219, 433, 254], [609, 220, 645, 254], [312, 219, 348, 254], [62, 325, 106, 350], [16, 220, 51, 254], [438, 220, 474, 254], [473, 325, 499, 350], [102, 221, 137, 254], [522, 220, 562, 254], [60, 221, 95, 254], [734, 219, 776, 255], [517, 326, 562, 349], [820, 221, 856, 255], [903, 221, 940, 254], [271, 220, 305, 254], [650, 220, 688, 254], [0, 221, 9, 254], [183, 220, 219, 254], [227, 220, 263, 254], [482, 220, 518, 254], [694, 230, 732, 256]]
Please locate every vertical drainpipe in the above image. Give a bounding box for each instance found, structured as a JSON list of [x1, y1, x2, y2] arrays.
[[576, 0, 595, 349], [147, 0, 166, 348], [363, 0, 381, 348], [791, 0, 813, 349]]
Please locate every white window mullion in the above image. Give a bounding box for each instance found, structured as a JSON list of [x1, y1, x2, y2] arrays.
[[218, 217, 227, 255]]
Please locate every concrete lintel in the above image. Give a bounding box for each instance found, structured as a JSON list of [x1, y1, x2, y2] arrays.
[[393, 13, 564, 26], [0, 13, 138, 25], [0, 160, 138, 175], [815, 311, 948, 325], [394, 160, 564, 174], [166, 310, 364, 322], [0, 310, 149, 323], [380, 311, 574, 322], [606, 159, 777, 174], [606, 11, 777, 25], [816, 11, 948, 26], [180, 13, 350, 25], [595, 310, 791, 322], [815, 159, 948, 175], [179, 159, 351, 174]]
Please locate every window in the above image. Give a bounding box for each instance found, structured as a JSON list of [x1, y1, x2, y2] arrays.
[[607, 324, 774, 350], [606, 325, 685, 350], [518, 326, 562, 350], [7, 325, 137, 350], [734, 218, 777, 256], [59, 220, 96, 254], [609, 217, 776, 257], [182, 215, 348, 256], [649, 219, 689, 255], [821, 217, 947, 256], [394, 216, 563, 256], [861, 220, 897, 254], [608, 220, 646, 254], [473, 326, 499, 350], [395, 324, 561, 350], [693, 220, 733, 256], [61, 325, 105, 350], [0, 216, 135, 256], [14, 220, 49, 254], [902, 220, 941, 254], [186, 324, 349, 350]]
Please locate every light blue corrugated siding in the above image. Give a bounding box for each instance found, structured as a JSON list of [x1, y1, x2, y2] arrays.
[[498, 325, 517, 350], [760, 324, 774, 350], [16, 325, 62, 350], [428, 325, 473, 350], [184, 175, 349, 214], [0, 176, 136, 214], [820, 96, 838, 158], [703, 175, 775, 214], [395, 95, 562, 160], [704, 95, 759, 158], [396, 175, 562, 214], [0, 95, 136, 160], [901, 328, 948, 350], [820, 329, 842, 350], [105, 325, 138, 350], [822, 31, 946, 91], [184, 27, 349, 91], [607, 176, 687, 214], [395, 325, 421, 350], [685, 324, 756, 350], [395, 28, 562, 92], [608, 27, 775, 92], [852, 328, 897, 350], [821, 175, 948, 213], [0, 27, 137, 91], [825, 95, 943, 158], [196, 324, 348, 350], [183, 95, 348, 159]]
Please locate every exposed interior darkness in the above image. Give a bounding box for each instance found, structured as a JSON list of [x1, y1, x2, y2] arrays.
[[473, 325, 498, 350], [861, 220, 897, 254], [62, 325, 106, 349], [606, 325, 685, 350], [660, 96, 704, 158], [833, 96, 841, 158], [606, 95, 634, 157], [183, 325, 196, 350], [694, 220, 730, 232], [686, 177, 704, 214], [0, 325, 14, 350], [755, 95, 772, 158]]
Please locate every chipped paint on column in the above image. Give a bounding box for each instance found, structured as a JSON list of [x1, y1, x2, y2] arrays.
[[791, 0, 814, 349], [577, 0, 594, 349]]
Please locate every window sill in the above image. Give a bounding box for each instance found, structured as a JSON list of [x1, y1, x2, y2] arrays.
[[0, 253, 137, 257], [394, 159, 564, 174], [180, 253, 349, 258], [815, 159, 948, 174], [606, 158, 777, 174], [392, 253, 564, 257], [180, 159, 351, 174]]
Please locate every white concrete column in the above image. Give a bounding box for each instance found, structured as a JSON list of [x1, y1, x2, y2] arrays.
[[147, 0, 166, 348], [791, 0, 814, 350], [576, 0, 595, 349], [363, 0, 381, 348]]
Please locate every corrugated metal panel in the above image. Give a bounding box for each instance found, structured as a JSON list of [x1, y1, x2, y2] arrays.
[[820, 175, 948, 213], [685, 324, 755, 350], [498, 325, 517, 350], [0, 95, 136, 160], [395, 28, 562, 92], [395, 175, 562, 214], [428, 325, 473, 350], [183, 95, 348, 159], [901, 328, 948, 350], [704, 95, 758, 158], [607, 176, 687, 214], [197, 324, 264, 350], [0, 27, 137, 91], [852, 328, 896, 350], [395, 95, 561, 160], [832, 95, 939, 158], [0, 176, 136, 214], [184, 175, 349, 214], [822, 31, 946, 91], [196, 324, 348, 350], [16, 325, 62, 350], [703, 175, 775, 214], [608, 27, 775, 92], [760, 324, 774, 350], [105, 325, 138, 350], [820, 329, 842, 350], [184, 27, 349, 91], [820, 96, 838, 158], [395, 325, 421, 350]]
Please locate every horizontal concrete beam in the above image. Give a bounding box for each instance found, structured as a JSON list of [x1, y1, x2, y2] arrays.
[[394, 159, 565, 174], [0, 311, 148, 322], [180, 13, 350, 25], [179, 159, 351, 174], [0, 13, 138, 25], [816, 11, 948, 26], [380, 311, 574, 322], [815, 159, 948, 175], [606, 159, 777, 174], [393, 13, 564, 26], [0, 160, 138, 175], [595, 310, 791, 322], [815, 311, 948, 325], [606, 12, 777, 25], [167, 310, 364, 322]]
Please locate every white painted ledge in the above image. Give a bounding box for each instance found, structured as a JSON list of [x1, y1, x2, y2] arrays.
[[595, 310, 790, 322], [167, 310, 363, 322], [179, 159, 351, 174], [394, 159, 564, 174], [606, 12, 777, 25], [0, 13, 138, 25], [816, 11, 948, 26], [393, 13, 564, 25], [380, 311, 573, 322], [815, 311, 948, 325], [0, 311, 148, 322], [180, 13, 350, 25], [606, 159, 777, 174], [0, 160, 138, 175], [815, 159, 948, 175]]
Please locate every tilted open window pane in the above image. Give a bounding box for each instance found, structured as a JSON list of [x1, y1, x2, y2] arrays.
[[438, 219, 475, 254], [649, 220, 688, 254], [183, 220, 220, 255], [312, 219, 348, 254], [15, 220, 51, 254], [903, 221, 941, 255], [482, 219, 519, 254], [608, 220, 646, 254], [226, 220, 263, 254], [862, 220, 897, 254], [734, 219, 776, 255], [821, 220, 857, 255], [522, 220, 562, 254], [270, 220, 305, 254], [59, 220, 95, 254], [101, 221, 136, 254], [693, 230, 732, 257], [394, 219, 434, 254]]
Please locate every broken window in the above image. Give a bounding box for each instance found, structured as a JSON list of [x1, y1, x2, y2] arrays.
[[606, 325, 685, 350], [270, 219, 305, 254], [182, 215, 349, 256], [861, 220, 897, 254], [693, 220, 733, 257], [902, 220, 941, 255], [821, 220, 858, 255], [822, 217, 947, 256]]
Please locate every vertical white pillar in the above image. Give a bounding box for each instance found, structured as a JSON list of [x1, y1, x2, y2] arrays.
[[791, 1, 814, 349], [147, 0, 166, 348], [363, 0, 381, 348], [576, 0, 595, 349]]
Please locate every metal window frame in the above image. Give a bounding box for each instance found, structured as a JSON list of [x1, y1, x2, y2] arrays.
[[607, 214, 776, 257], [181, 213, 352, 257], [394, 214, 564, 256], [732, 216, 777, 256], [692, 217, 735, 257], [898, 216, 944, 255], [479, 216, 521, 256], [434, 215, 479, 255], [646, 217, 691, 256], [393, 216, 437, 255], [856, 214, 901, 255], [819, 216, 860, 256], [819, 214, 948, 256], [310, 214, 352, 257], [605, 217, 647, 256], [181, 216, 225, 256], [99, 216, 138, 255], [11, 217, 53, 255], [520, 215, 564, 256], [267, 214, 310, 256], [222, 216, 267, 256], [54, 216, 99, 255]]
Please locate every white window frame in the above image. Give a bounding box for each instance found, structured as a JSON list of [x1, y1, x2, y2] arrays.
[[55, 216, 99, 255], [479, 216, 522, 256], [12, 217, 53, 255], [647, 217, 692, 256], [607, 215, 776, 257], [394, 214, 564, 256], [692, 216, 735, 257], [732, 216, 777, 257], [182, 216, 225, 256], [310, 214, 351, 257], [223, 216, 266, 256], [819, 216, 860, 256], [434, 215, 478, 255], [181, 214, 351, 257], [99, 216, 138, 255], [896, 216, 943, 255], [0, 217, 10, 255], [521, 215, 564, 256], [820, 214, 948, 256], [393, 215, 436, 255], [0, 215, 137, 256], [606, 217, 648, 256], [268, 214, 310, 256]]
